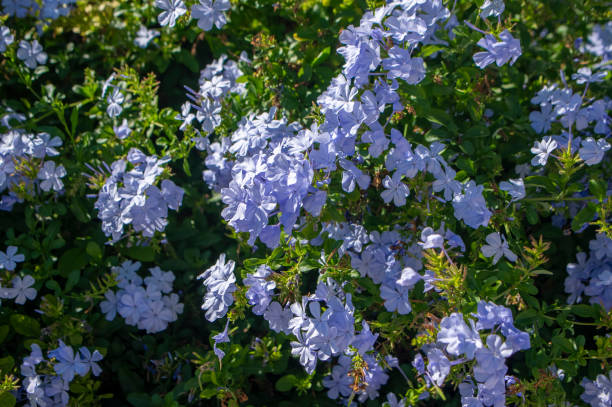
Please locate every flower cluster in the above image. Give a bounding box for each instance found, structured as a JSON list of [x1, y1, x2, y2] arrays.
[[580, 370, 612, 407], [529, 69, 611, 166], [418, 301, 530, 406], [180, 53, 246, 151], [467, 1, 522, 69], [20, 342, 103, 407], [0, 126, 65, 211], [580, 22, 612, 63], [100, 260, 184, 333], [198, 254, 236, 322], [315, 222, 427, 314], [284, 279, 390, 403], [202, 1, 498, 253], [155, 0, 230, 31], [565, 233, 612, 311], [2, 0, 76, 22], [92, 148, 184, 242]]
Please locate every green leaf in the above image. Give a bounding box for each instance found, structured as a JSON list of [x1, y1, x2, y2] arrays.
[[45, 279, 62, 294], [182, 157, 192, 177], [0, 392, 16, 407], [58, 248, 88, 277], [86, 241, 103, 260], [0, 356, 14, 374], [65, 269, 81, 291], [525, 175, 557, 194], [311, 46, 331, 67], [275, 374, 297, 392], [127, 393, 151, 407], [420, 45, 445, 57], [571, 203, 596, 232], [589, 179, 607, 202], [525, 204, 539, 225], [122, 246, 156, 262], [571, 304, 599, 318], [70, 107, 79, 136], [9, 314, 40, 337]]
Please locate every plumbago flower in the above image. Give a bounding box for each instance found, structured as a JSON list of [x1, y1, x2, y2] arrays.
[[415, 301, 529, 406], [16, 39, 47, 69], [580, 370, 612, 407], [0, 275, 37, 304], [480, 232, 517, 265], [99, 261, 183, 333], [198, 254, 236, 322], [91, 148, 184, 242], [199, 0, 497, 255], [565, 234, 612, 311], [472, 30, 522, 69], [155, 0, 187, 28], [174, 2, 612, 406], [191, 0, 230, 31], [0, 126, 65, 210], [20, 341, 103, 407], [0, 245, 25, 270]]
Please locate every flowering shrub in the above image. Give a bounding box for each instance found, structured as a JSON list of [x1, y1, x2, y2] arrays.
[[0, 0, 611, 406]]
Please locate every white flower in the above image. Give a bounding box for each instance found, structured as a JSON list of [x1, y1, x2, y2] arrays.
[[481, 232, 517, 265]]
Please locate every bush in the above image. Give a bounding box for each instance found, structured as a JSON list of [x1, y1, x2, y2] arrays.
[[0, 0, 611, 406]]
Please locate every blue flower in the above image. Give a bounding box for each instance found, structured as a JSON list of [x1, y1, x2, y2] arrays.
[[244, 265, 276, 315], [452, 181, 492, 229], [0, 25, 14, 53], [579, 137, 611, 166], [479, 0, 505, 18], [580, 370, 612, 407], [134, 26, 159, 49], [473, 30, 521, 69], [0, 245, 24, 270], [191, 0, 230, 31], [381, 173, 410, 206], [263, 301, 292, 334], [530, 136, 557, 166], [198, 254, 236, 322], [155, 0, 186, 28], [426, 348, 450, 386], [106, 88, 124, 118], [16, 40, 47, 69], [480, 232, 517, 265], [77, 347, 103, 376], [437, 313, 482, 359], [382, 46, 425, 84], [212, 319, 230, 360], [499, 178, 525, 202], [49, 341, 88, 382], [1, 275, 37, 304]]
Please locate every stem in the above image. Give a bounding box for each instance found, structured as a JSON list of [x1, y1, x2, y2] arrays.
[[521, 196, 596, 202]]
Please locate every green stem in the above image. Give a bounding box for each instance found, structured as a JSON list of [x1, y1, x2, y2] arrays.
[[522, 196, 596, 202]]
